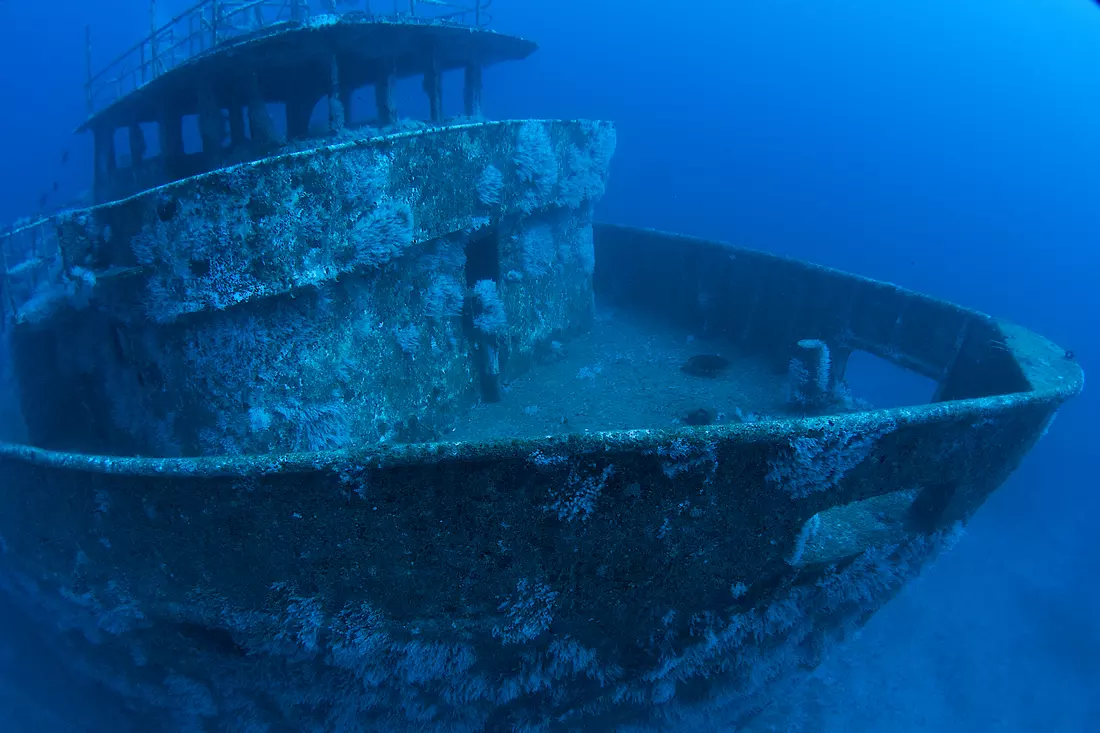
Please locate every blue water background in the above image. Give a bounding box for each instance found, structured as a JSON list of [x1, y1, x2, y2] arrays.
[[0, 0, 1096, 729]]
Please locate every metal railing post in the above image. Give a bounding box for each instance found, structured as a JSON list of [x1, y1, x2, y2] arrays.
[[150, 0, 159, 78], [211, 0, 220, 47], [84, 25, 93, 114], [0, 235, 14, 327]]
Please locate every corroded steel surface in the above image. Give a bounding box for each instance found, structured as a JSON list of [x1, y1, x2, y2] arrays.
[[0, 223, 1081, 732]]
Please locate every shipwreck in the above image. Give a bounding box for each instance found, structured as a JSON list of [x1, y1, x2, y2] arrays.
[[0, 1, 1084, 731]]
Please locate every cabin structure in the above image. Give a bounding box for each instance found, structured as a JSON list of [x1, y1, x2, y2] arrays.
[[1, 0, 615, 457], [81, 0, 530, 203]]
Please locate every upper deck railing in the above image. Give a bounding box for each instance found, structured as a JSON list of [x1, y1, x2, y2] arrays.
[[84, 0, 493, 117]]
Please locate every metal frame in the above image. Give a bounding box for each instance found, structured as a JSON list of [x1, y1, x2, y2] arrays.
[[84, 0, 493, 116]]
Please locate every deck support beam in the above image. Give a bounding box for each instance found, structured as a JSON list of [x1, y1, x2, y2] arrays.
[[247, 70, 278, 147], [92, 124, 116, 204], [127, 123, 147, 167], [158, 107, 184, 182], [228, 104, 247, 146], [423, 54, 443, 123], [375, 61, 398, 127], [328, 54, 347, 133], [463, 63, 483, 118], [197, 81, 224, 168], [285, 91, 313, 140]]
